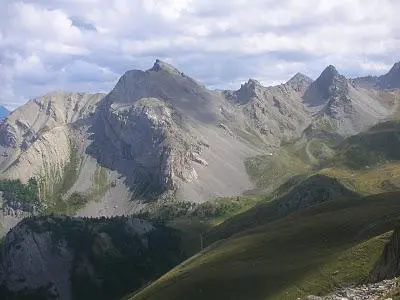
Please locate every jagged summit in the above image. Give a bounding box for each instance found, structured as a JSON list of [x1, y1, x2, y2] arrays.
[[149, 59, 184, 76], [389, 61, 400, 73], [246, 78, 262, 86], [287, 72, 313, 84], [315, 65, 341, 86], [232, 78, 264, 104], [311, 65, 348, 101], [378, 61, 400, 89], [286, 72, 313, 93]]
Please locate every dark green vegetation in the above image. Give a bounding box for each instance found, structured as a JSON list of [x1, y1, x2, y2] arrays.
[[0, 285, 57, 300], [136, 196, 260, 257], [0, 178, 39, 211], [129, 192, 400, 300], [67, 192, 90, 211], [139, 196, 259, 223], [0, 215, 184, 300]]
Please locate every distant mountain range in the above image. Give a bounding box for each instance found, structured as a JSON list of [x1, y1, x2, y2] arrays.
[[1, 59, 400, 299], [0, 59, 398, 225]]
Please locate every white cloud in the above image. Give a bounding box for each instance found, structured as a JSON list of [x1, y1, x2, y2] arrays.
[[0, 0, 399, 108]]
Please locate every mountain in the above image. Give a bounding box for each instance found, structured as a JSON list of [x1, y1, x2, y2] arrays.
[[86, 60, 262, 202], [0, 60, 268, 236], [0, 106, 9, 120], [378, 62, 400, 89], [354, 61, 400, 89], [0, 60, 399, 236], [303, 65, 395, 137], [0, 215, 184, 300], [0, 91, 108, 235]]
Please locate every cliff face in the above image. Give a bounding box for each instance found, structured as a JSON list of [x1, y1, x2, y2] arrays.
[[368, 227, 400, 283], [88, 97, 205, 199], [0, 215, 184, 300]]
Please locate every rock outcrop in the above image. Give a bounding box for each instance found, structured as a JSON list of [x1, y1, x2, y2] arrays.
[[307, 278, 398, 300], [0, 215, 184, 300], [368, 227, 400, 283]]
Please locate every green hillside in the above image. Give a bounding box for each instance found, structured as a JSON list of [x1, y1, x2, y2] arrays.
[[334, 120, 400, 169], [127, 192, 400, 300], [205, 174, 359, 245]]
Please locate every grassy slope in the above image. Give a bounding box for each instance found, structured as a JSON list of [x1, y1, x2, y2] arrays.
[[317, 121, 400, 195], [320, 163, 400, 195], [245, 147, 310, 194], [333, 120, 400, 170], [204, 175, 359, 246], [128, 192, 400, 300]]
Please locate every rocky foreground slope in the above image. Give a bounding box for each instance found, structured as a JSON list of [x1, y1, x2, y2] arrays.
[[307, 278, 398, 300], [0, 215, 184, 300]]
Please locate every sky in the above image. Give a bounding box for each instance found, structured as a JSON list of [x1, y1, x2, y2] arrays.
[[0, 0, 399, 109]]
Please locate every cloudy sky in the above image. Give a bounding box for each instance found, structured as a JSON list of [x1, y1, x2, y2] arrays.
[[0, 0, 399, 109]]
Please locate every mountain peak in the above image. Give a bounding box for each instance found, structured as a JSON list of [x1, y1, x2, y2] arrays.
[[288, 72, 313, 83], [286, 73, 313, 93], [319, 65, 340, 79], [376, 61, 400, 89], [385, 61, 400, 78], [312, 65, 347, 99], [246, 78, 262, 87], [389, 61, 400, 73], [149, 59, 183, 76]]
